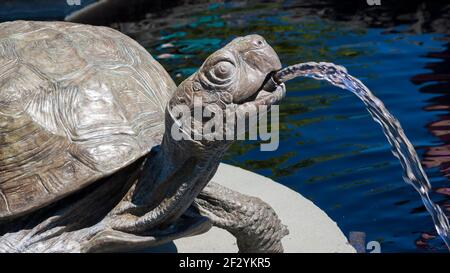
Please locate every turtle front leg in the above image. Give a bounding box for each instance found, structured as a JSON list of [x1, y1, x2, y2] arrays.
[[0, 206, 211, 253], [194, 182, 289, 253]]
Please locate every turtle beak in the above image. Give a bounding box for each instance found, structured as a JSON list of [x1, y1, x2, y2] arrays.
[[252, 43, 282, 74], [232, 35, 282, 104]]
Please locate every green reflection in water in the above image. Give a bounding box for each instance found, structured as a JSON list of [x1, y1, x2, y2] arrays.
[[145, 1, 371, 181]]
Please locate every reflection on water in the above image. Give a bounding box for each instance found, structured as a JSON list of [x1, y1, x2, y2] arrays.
[[268, 61, 450, 249], [414, 43, 450, 249], [112, 1, 450, 252]]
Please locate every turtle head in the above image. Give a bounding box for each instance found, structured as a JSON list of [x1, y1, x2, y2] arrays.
[[195, 34, 283, 103], [151, 36, 285, 229], [170, 34, 284, 107], [167, 34, 285, 143]]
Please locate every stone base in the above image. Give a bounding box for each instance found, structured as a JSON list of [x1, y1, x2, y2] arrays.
[[148, 163, 355, 253]]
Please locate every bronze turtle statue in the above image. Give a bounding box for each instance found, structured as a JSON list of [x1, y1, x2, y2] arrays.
[[0, 21, 287, 252]]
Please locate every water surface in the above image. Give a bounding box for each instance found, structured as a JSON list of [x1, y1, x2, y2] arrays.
[[119, 1, 450, 252]]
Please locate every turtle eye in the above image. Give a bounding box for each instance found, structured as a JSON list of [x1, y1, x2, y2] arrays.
[[212, 61, 235, 80], [252, 38, 266, 48]]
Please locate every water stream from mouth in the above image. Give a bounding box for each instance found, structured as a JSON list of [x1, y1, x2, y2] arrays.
[[271, 62, 450, 250]]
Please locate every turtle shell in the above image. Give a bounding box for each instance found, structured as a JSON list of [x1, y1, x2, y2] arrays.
[[0, 21, 176, 219]]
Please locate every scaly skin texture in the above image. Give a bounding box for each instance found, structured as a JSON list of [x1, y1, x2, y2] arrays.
[[0, 158, 213, 253], [196, 182, 289, 253], [0, 21, 288, 252], [102, 34, 287, 237]]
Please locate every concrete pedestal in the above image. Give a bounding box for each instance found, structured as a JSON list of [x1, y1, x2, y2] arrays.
[[149, 163, 355, 253]]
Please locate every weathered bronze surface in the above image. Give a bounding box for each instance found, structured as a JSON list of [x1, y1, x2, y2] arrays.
[[0, 21, 287, 252]]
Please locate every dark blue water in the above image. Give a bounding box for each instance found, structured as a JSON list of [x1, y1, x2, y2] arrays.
[[2, 0, 450, 252], [129, 2, 450, 252]]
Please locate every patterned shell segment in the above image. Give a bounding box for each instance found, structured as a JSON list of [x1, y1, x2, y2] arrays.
[[0, 21, 176, 219]]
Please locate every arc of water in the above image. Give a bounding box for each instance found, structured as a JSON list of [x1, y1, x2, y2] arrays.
[[272, 62, 450, 250]]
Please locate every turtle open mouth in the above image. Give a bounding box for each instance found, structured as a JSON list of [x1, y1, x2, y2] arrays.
[[236, 72, 286, 106]]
